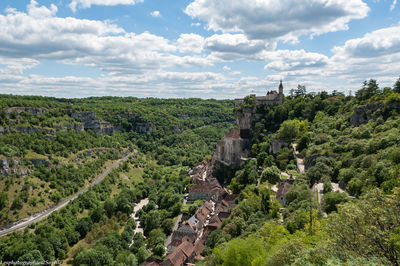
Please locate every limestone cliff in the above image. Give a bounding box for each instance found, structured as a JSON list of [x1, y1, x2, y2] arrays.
[[0, 158, 30, 176], [70, 111, 114, 135], [135, 122, 153, 133], [214, 129, 251, 169], [5, 107, 48, 116]]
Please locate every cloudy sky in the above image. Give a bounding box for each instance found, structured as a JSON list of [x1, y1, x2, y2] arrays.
[[0, 0, 399, 98]]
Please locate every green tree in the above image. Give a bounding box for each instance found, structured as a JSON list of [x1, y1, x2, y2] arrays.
[[74, 248, 113, 266], [18, 250, 44, 264], [277, 120, 300, 141], [326, 188, 400, 265], [356, 79, 380, 101], [261, 166, 280, 184], [322, 192, 348, 213], [394, 76, 400, 93], [0, 192, 8, 210]]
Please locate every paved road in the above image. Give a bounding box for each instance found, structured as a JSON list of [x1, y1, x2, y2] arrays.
[[0, 151, 135, 237]]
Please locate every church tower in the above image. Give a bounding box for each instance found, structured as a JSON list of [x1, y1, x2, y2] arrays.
[[278, 80, 284, 104]]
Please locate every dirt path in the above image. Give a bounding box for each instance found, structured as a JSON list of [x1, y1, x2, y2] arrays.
[[0, 151, 136, 237]]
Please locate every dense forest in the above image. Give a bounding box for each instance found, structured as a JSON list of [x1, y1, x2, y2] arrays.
[[0, 76, 400, 265]]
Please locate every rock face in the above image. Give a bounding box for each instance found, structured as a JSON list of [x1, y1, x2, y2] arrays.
[[269, 139, 290, 154], [5, 107, 48, 116], [70, 111, 114, 135], [54, 123, 84, 132], [214, 129, 251, 169], [29, 158, 51, 167], [350, 103, 383, 126], [235, 109, 253, 130], [135, 122, 153, 133], [0, 158, 29, 176]]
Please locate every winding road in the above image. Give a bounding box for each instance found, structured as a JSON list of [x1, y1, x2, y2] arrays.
[[0, 151, 136, 237]]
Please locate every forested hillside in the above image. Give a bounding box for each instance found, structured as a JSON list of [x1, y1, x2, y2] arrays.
[[200, 78, 400, 265], [0, 96, 234, 265], [1, 77, 400, 266]]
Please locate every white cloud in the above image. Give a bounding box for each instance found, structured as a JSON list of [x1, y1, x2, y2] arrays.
[[69, 0, 144, 12], [0, 2, 216, 76], [261, 24, 400, 93], [191, 22, 201, 27], [263, 50, 329, 71], [150, 10, 161, 17], [185, 0, 369, 42], [177, 33, 204, 53], [222, 65, 230, 71], [390, 0, 397, 11], [205, 33, 275, 60], [332, 24, 400, 58]]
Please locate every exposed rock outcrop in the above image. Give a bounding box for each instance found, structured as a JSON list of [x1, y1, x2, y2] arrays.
[[350, 103, 383, 126], [29, 158, 51, 167], [213, 129, 250, 169], [235, 108, 253, 130], [0, 158, 30, 176], [5, 107, 48, 116], [54, 123, 84, 132], [135, 122, 153, 133], [70, 111, 114, 135], [269, 139, 291, 154]]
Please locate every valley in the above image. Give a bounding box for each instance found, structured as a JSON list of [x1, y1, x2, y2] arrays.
[[0, 78, 400, 265]]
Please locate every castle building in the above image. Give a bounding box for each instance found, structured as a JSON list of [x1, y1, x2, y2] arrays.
[[234, 80, 284, 107]]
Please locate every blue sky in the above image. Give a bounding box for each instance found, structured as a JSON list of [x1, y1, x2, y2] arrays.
[[0, 0, 399, 98]]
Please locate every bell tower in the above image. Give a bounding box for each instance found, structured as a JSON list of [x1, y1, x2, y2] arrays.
[[278, 80, 284, 104]]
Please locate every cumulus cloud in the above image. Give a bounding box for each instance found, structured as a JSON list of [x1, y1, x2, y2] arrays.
[[0, 1, 215, 76], [263, 50, 329, 71], [177, 33, 204, 53], [332, 24, 400, 58], [150, 10, 161, 17], [205, 33, 275, 60], [262, 24, 400, 93], [185, 0, 369, 42], [0, 1, 229, 98], [69, 0, 144, 12]]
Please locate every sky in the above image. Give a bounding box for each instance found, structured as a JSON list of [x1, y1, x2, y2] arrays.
[[0, 0, 399, 99]]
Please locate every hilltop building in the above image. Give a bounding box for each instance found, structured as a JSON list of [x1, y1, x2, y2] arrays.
[[234, 80, 284, 107]]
